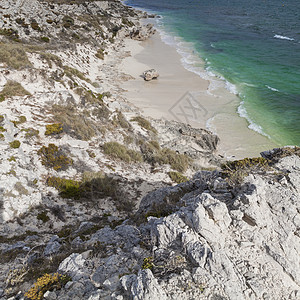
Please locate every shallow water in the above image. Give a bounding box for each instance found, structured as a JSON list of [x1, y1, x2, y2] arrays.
[[126, 0, 300, 146]]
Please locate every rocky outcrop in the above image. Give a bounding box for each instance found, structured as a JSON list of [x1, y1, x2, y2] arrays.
[[143, 69, 159, 81], [1, 150, 300, 299]]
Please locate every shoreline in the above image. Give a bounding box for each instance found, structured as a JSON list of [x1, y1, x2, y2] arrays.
[[120, 27, 279, 159]]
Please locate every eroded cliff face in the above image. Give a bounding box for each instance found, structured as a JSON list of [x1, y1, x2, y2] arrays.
[[1, 1, 299, 300]]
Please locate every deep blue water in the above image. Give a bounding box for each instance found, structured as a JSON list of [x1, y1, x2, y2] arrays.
[[126, 0, 300, 146]]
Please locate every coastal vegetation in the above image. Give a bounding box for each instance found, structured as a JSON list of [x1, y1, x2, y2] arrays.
[[0, 80, 30, 101]]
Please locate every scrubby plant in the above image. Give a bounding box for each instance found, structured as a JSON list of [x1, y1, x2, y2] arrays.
[[95, 48, 104, 60], [0, 43, 32, 69], [45, 123, 63, 136], [47, 176, 81, 199], [47, 172, 118, 200], [62, 16, 74, 28], [8, 156, 16, 162], [22, 128, 39, 138], [37, 211, 50, 223], [154, 148, 190, 173], [142, 257, 154, 270], [63, 65, 91, 83], [40, 36, 50, 43], [30, 22, 41, 31], [0, 28, 19, 39], [0, 133, 4, 140], [0, 115, 4, 123], [221, 157, 271, 186], [0, 80, 30, 101], [102, 141, 142, 163], [113, 111, 131, 129], [37, 144, 72, 171], [50, 104, 96, 140], [12, 115, 27, 127], [24, 273, 70, 300], [0, 126, 6, 132], [130, 116, 157, 134], [9, 140, 21, 148], [168, 171, 188, 184]]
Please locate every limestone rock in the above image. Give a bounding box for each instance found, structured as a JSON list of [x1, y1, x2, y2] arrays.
[[142, 69, 159, 81]]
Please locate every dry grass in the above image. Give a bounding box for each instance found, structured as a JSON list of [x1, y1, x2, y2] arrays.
[[50, 104, 96, 140], [0, 43, 32, 69], [131, 116, 157, 134], [103, 142, 143, 163], [0, 81, 31, 101]]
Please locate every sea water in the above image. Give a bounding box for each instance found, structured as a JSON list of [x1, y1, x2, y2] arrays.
[[126, 0, 300, 146]]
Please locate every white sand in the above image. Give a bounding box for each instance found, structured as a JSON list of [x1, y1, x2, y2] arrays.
[[120, 33, 279, 160]]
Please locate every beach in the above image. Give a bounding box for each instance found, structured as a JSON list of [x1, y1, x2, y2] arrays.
[[120, 30, 279, 160]]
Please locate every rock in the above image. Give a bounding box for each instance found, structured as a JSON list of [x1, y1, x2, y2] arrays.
[[142, 69, 159, 81], [120, 270, 168, 300], [43, 290, 57, 300], [44, 235, 61, 256], [58, 253, 87, 281]]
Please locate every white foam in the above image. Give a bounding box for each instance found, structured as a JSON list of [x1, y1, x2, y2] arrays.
[[266, 85, 279, 92], [274, 34, 295, 41], [238, 102, 270, 138]]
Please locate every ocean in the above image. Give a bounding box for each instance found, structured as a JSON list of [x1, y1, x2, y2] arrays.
[[125, 0, 300, 146]]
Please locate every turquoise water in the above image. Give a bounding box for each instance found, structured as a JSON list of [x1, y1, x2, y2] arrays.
[[126, 0, 300, 146]]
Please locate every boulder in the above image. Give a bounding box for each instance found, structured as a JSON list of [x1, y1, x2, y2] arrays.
[[143, 69, 159, 81]]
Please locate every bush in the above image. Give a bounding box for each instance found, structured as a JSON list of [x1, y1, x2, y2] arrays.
[[130, 116, 157, 134], [95, 48, 104, 60], [22, 128, 39, 138], [25, 273, 70, 300], [63, 65, 91, 83], [221, 157, 271, 186], [103, 142, 142, 163], [30, 22, 41, 31], [0, 80, 31, 101], [154, 148, 190, 173], [37, 211, 50, 223], [168, 171, 188, 184], [9, 140, 21, 148], [37, 144, 73, 171], [47, 172, 117, 200], [41, 36, 50, 43], [45, 123, 63, 136]]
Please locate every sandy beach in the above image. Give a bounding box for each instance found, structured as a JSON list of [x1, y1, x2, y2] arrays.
[[120, 31, 279, 159]]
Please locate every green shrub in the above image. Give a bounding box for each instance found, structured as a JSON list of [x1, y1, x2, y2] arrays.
[[8, 156, 16, 162], [37, 144, 73, 171], [12, 115, 27, 126], [47, 172, 117, 200], [0, 80, 30, 101], [41, 36, 50, 43], [10, 140, 21, 148], [103, 141, 142, 163], [0, 133, 4, 140], [130, 116, 157, 134], [45, 123, 63, 136], [0, 126, 6, 132], [0, 115, 4, 123], [47, 176, 81, 199], [168, 171, 188, 184]]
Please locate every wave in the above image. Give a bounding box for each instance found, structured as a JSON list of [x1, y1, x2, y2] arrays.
[[274, 34, 295, 41], [237, 102, 270, 138], [266, 85, 279, 92]]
